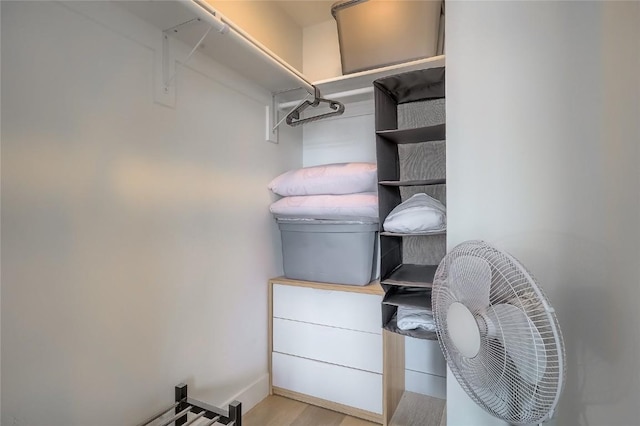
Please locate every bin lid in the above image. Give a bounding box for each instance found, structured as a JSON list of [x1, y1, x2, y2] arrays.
[[276, 217, 377, 224], [331, 0, 368, 19], [277, 218, 378, 233]]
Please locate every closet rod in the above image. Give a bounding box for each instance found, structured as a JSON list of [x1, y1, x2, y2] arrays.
[[278, 87, 374, 110], [183, 0, 315, 95]]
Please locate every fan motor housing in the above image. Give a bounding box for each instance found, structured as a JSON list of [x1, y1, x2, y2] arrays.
[[446, 302, 481, 358]]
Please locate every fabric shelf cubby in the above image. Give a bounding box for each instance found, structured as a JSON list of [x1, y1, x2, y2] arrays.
[[374, 67, 446, 341]]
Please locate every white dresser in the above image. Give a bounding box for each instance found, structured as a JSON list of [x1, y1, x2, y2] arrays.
[[269, 277, 386, 424]]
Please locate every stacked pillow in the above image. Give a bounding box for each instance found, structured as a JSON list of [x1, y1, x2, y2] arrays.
[[268, 163, 379, 221]]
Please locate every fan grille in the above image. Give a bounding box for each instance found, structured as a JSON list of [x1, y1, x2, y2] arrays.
[[433, 241, 566, 425]]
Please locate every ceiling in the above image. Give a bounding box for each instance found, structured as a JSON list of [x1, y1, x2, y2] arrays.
[[274, 1, 336, 28]]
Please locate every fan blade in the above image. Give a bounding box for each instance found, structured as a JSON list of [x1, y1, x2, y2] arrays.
[[484, 304, 547, 385], [449, 255, 491, 312]]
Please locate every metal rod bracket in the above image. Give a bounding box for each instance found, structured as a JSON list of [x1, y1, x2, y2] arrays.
[[162, 20, 213, 90]]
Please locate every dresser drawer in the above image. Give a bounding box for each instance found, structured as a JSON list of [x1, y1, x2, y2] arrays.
[[272, 352, 382, 414], [405, 369, 447, 400], [273, 318, 382, 373], [272, 283, 382, 334], [405, 337, 446, 377]]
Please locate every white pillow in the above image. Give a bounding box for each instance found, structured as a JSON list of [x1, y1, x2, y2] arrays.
[[383, 193, 446, 233], [268, 163, 377, 196], [270, 193, 379, 221]]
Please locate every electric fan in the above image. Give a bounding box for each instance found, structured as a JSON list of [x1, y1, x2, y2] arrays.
[[432, 240, 566, 425]]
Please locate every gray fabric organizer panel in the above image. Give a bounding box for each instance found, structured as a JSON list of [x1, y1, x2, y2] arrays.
[[374, 67, 446, 340], [398, 98, 446, 130], [398, 140, 446, 182]]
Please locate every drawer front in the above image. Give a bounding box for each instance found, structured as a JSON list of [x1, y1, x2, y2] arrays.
[[273, 318, 382, 374], [272, 284, 382, 334], [405, 369, 447, 400], [405, 337, 446, 377], [272, 352, 382, 414]]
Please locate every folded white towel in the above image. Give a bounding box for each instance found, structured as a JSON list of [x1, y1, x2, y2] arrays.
[[396, 306, 437, 331]]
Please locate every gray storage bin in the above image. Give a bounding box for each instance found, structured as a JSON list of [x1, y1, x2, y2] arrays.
[[332, 0, 442, 74], [278, 219, 378, 286]]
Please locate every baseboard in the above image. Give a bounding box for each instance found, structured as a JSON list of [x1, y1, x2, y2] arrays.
[[222, 373, 270, 414]]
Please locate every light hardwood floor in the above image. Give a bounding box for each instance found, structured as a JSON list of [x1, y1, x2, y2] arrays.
[[389, 392, 446, 426], [243, 395, 378, 426], [243, 394, 446, 426]]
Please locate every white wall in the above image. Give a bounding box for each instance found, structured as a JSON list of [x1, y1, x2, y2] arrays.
[[0, 1, 301, 425], [303, 100, 375, 167], [447, 1, 640, 425]]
